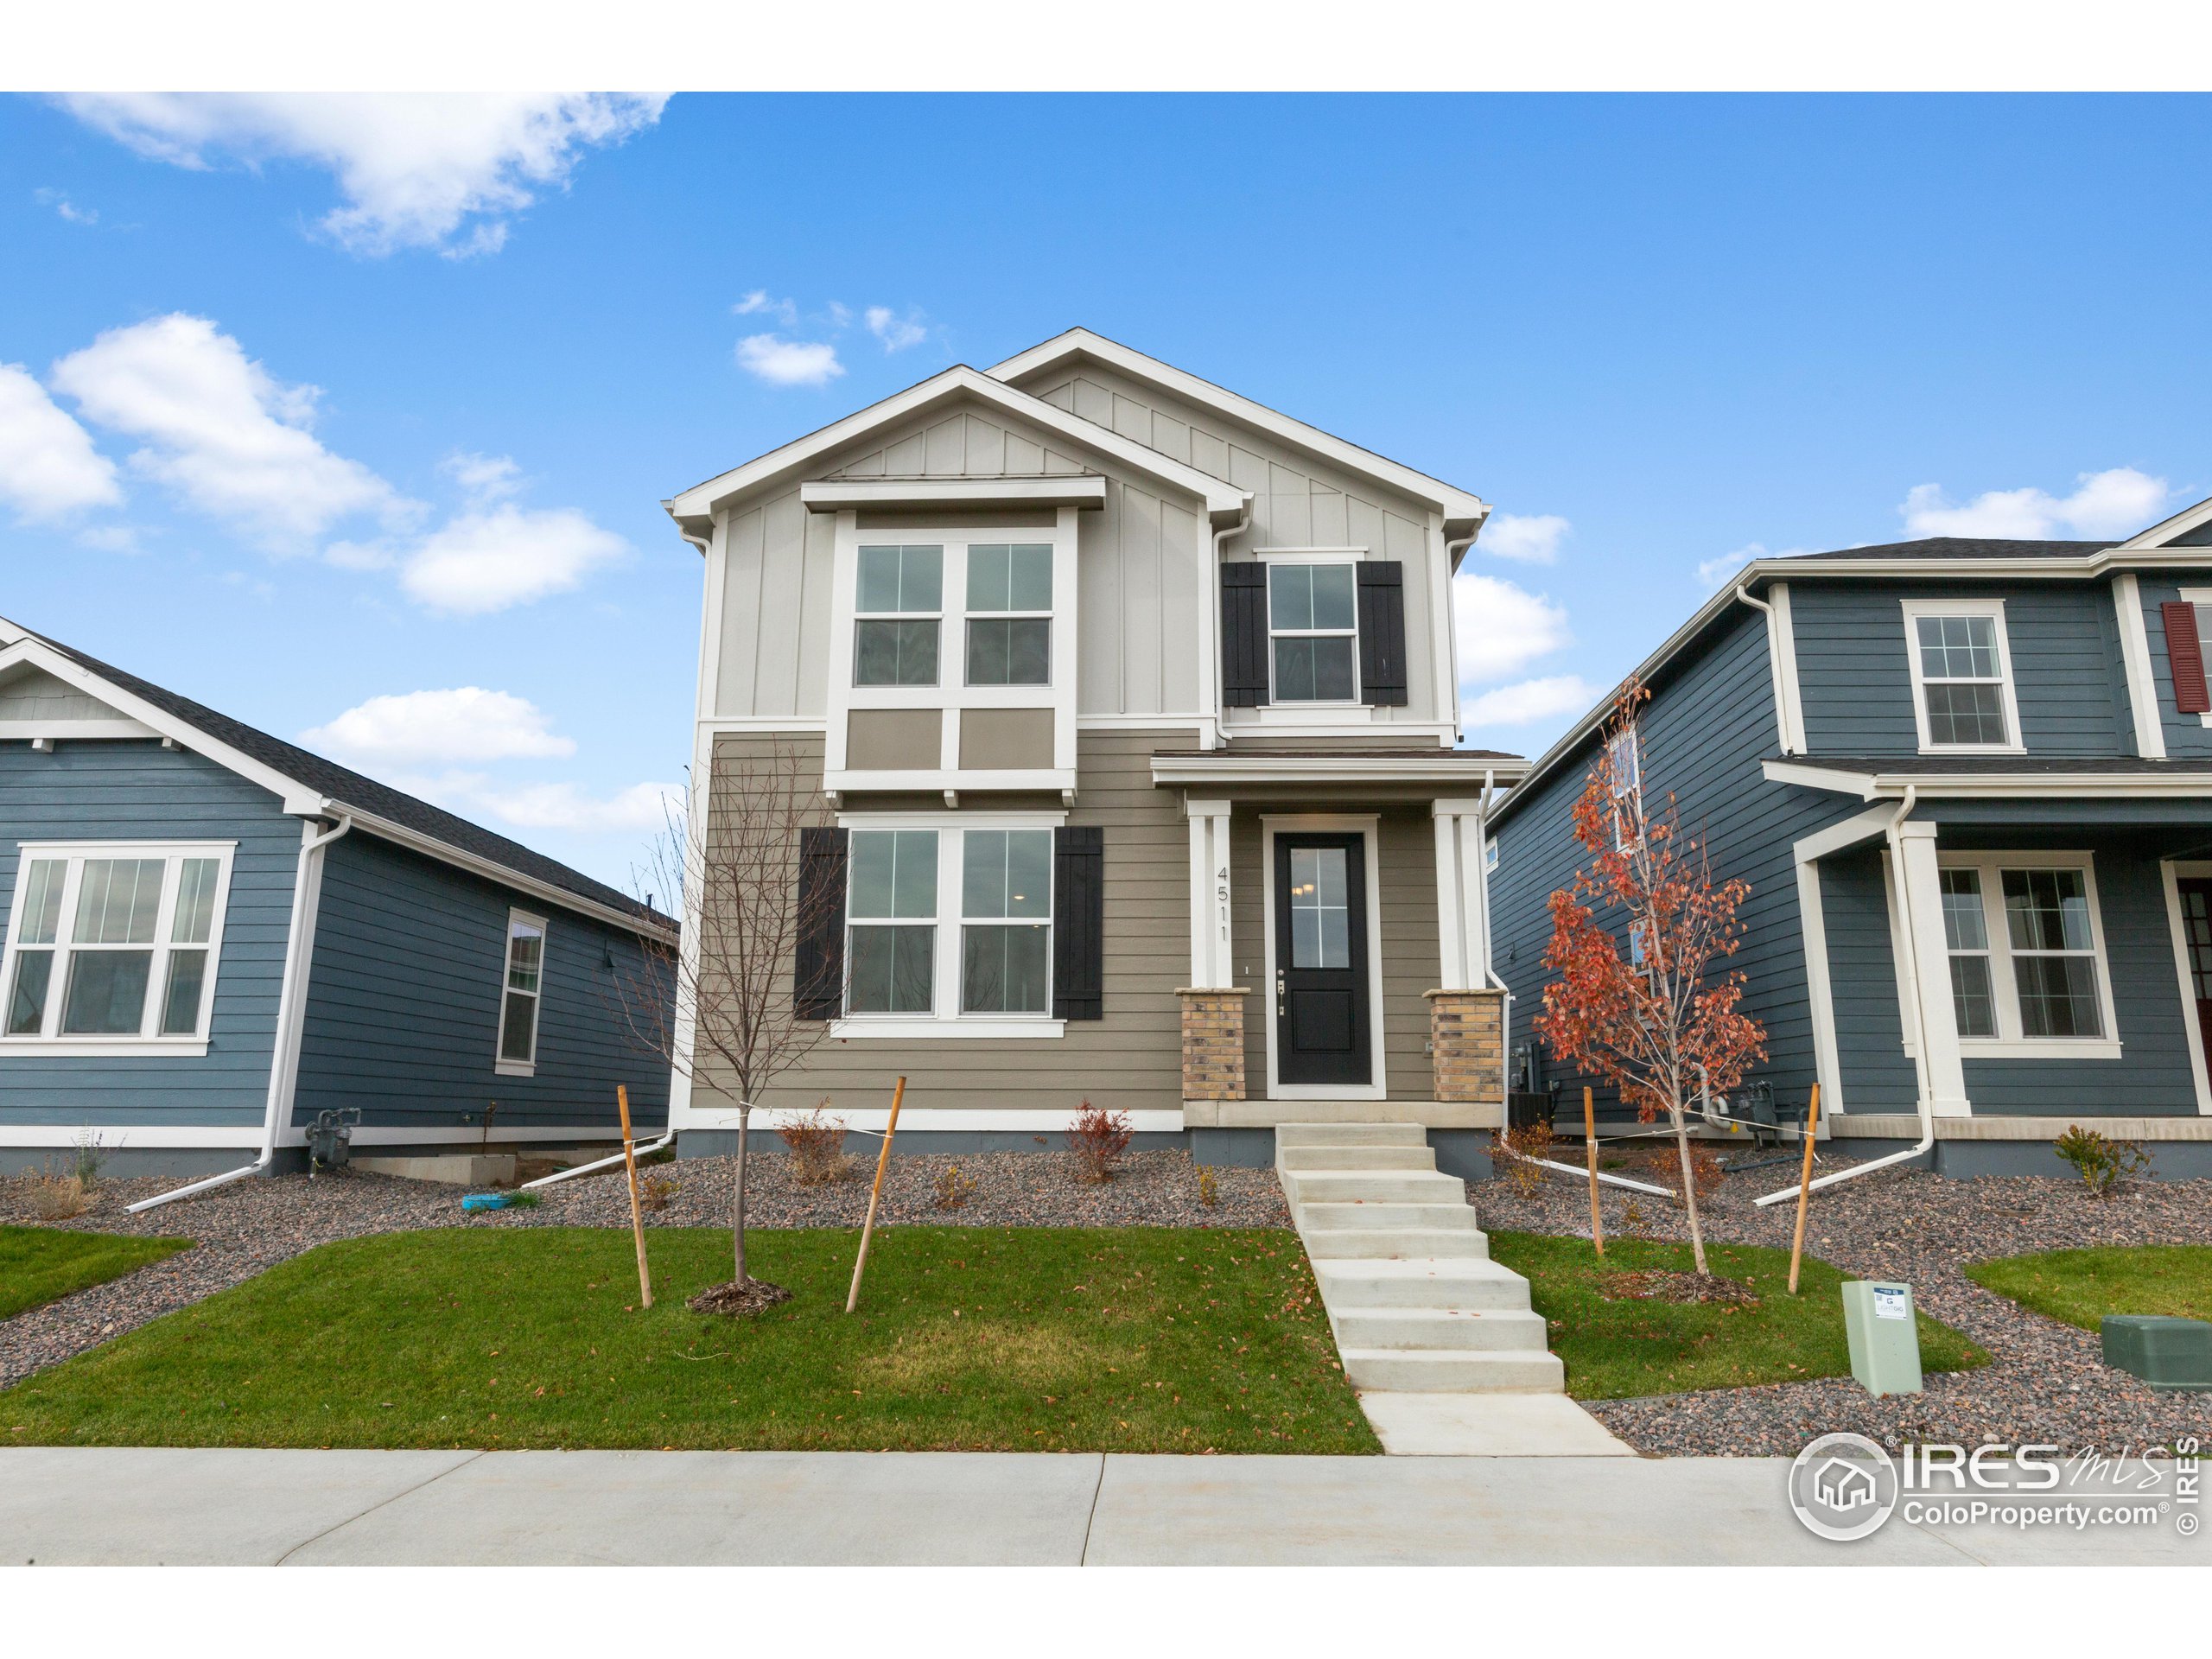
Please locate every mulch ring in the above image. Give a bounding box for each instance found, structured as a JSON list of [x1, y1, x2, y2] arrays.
[[1600, 1268, 1759, 1306], [687, 1277, 796, 1317]]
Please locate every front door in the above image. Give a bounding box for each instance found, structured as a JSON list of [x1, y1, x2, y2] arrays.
[[2177, 879, 2212, 1083], [1274, 833, 1371, 1088]]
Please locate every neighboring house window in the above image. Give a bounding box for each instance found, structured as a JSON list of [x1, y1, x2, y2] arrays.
[[842, 822, 1059, 1023], [1268, 562, 1359, 702], [960, 829, 1052, 1011], [965, 543, 1052, 686], [1484, 836, 1499, 874], [497, 910, 546, 1072], [1903, 600, 2020, 751], [1934, 854, 2115, 1052], [1, 842, 233, 1049], [1608, 724, 1643, 850], [846, 829, 938, 1013], [853, 543, 943, 687]]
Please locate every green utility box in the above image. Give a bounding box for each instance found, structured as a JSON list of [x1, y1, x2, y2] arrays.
[[1842, 1280, 1923, 1397], [2101, 1315, 2212, 1391]]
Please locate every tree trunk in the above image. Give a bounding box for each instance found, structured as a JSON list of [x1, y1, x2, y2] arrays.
[[1668, 1098, 1710, 1276], [733, 1104, 750, 1285]]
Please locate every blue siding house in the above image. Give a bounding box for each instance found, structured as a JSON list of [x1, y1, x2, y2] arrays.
[[1488, 497, 2212, 1178], [0, 616, 676, 1185]]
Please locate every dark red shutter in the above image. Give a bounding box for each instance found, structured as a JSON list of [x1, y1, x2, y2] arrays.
[[2164, 601, 2210, 714], [1220, 563, 1270, 707], [1356, 560, 1408, 705], [1052, 825, 1104, 1020], [793, 826, 848, 1020]]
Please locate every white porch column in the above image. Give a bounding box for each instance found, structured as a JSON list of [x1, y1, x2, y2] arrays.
[[1185, 797, 1233, 988], [1893, 819, 1972, 1116], [1433, 797, 1488, 991]]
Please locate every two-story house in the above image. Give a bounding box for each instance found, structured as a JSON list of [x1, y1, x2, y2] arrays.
[[662, 330, 1524, 1175], [1488, 501, 2212, 1179]]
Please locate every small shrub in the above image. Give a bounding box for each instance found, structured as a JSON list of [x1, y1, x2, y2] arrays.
[[1065, 1102, 1134, 1184], [2053, 1126, 2152, 1198], [503, 1189, 543, 1210], [71, 1127, 108, 1188], [25, 1166, 91, 1222], [1489, 1120, 1556, 1198], [931, 1162, 978, 1211], [639, 1173, 677, 1212], [1197, 1165, 1221, 1209], [779, 1103, 853, 1185], [1618, 1196, 1649, 1238]]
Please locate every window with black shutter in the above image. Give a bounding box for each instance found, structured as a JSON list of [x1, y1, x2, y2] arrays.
[[1052, 825, 1103, 1020], [793, 826, 849, 1019]]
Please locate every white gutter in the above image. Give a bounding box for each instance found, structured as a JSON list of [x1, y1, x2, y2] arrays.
[[1755, 786, 1935, 1205], [129, 815, 354, 1213]]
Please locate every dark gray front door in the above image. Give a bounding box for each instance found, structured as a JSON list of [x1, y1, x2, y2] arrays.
[[1274, 832, 1370, 1087]]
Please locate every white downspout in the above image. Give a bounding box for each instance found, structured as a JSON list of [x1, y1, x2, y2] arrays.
[[1205, 508, 1251, 751], [521, 1123, 678, 1189], [1755, 786, 1936, 1205], [130, 814, 354, 1213]]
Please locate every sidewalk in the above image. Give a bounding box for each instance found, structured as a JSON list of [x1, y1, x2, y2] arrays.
[[2, 1449, 2199, 1566]]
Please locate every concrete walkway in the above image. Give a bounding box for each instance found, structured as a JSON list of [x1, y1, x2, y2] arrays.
[[2, 1449, 2197, 1566]]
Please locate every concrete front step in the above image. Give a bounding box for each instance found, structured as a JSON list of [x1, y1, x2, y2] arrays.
[[1274, 1122, 1428, 1147], [1332, 1306, 1551, 1352], [1340, 1347, 1567, 1394], [1300, 1202, 1484, 1231], [1282, 1170, 1468, 1206], [1276, 1145, 1436, 1172], [1313, 1256, 1534, 1311], [1300, 1227, 1492, 1261]]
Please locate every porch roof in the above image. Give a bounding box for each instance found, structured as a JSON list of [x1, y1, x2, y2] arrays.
[[1766, 753, 2212, 801], [1149, 747, 1527, 793]]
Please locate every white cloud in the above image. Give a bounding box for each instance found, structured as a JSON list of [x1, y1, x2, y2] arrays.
[[35, 188, 97, 226], [463, 778, 682, 833], [734, 289, 799, 325], [735, 334, 844, 387], [1483, 512, 1570, 564], [397, 503, 629, 614], [302, 688, 575, 766], [0, 362, 121, 520], [1461, 675, 1599, 728], [865, 305, 928, 353], [1901, 467, 2172, 541], [1452, 571, 1573, 684], [50, 314, 407, 549], [442, 450, 523, 503], [57, 93, 665, 257]]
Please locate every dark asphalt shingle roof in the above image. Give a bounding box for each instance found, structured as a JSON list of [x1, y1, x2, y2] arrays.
[[1785, 754, 2212, 776], [33, 631, 671, 929], [1154, 747, 1524, 760], [1783, 537, 2114, 563]]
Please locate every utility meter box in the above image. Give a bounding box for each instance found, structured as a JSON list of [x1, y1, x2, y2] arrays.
[[2101, 1315, 2212, 1391], [1842, 1280, 1923, 1397]]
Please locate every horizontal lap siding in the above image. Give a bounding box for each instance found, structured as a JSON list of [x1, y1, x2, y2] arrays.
[[293, 833, 671, 1131], [0, 741, 294, 1129], [1819, 850, 1918, 1110]]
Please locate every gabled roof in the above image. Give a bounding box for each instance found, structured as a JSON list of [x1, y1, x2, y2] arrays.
[[1787, 537, 2113, 562], [988, 328, 1491, 541], [0, 619, 673, 939], [664, 363, 1251, 542]]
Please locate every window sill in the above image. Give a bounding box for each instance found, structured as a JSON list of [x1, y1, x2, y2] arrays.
[[495, 1059, 538, 1077], [0, 1038, 211, 1058], [830, 1018, 1066, 1040], [1959, 1038, 2123, 1062], [1916, 743, 2027, 757]]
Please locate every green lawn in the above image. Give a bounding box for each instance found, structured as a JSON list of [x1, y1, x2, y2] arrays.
[[0, 1224, 193, 1320], [1486, 1231, 1988, 1400], [1964, 1245, 2212, 1332], [0, 1225, 1379, 1454]]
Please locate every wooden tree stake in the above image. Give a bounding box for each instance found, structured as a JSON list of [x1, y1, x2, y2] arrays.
[[1583, 1085, 1605, 1258], [616, 1084, 652, 1309], [846, 1076, 906, 1314], [1787, 1083, 1821, 1295]]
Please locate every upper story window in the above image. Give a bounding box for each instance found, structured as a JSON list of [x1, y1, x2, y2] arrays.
[[2, 842, 234, 1052], [853, 544, 943, 687], [965, 543, 1052, 686], [1608, 724, 1643, 850], [1903, 599, 2021, 753], [1268, 562, 1359, 702], [497, 910, 546, 1074]]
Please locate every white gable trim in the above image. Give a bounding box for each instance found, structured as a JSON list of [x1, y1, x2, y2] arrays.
[[664, 365, 1248, 535], [2117, 492, 2212, 550], [988, 328, 1490, 534], [798, 475, 1108, 514]]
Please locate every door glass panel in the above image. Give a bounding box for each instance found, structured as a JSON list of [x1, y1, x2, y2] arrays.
[[1289, 846, 1351, 969]]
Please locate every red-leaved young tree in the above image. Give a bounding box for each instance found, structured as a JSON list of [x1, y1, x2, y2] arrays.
[[1534, 680, 1764, 1275]]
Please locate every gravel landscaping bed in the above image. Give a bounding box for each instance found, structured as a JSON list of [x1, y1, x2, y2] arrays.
[[1473, 1148, 2212, 1456], [0, 1147, 1282, 1390]]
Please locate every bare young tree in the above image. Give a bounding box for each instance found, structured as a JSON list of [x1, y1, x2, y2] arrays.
[[616, 736, 838, 1313]]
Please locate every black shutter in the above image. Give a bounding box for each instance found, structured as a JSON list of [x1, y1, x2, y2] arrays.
[[1221, 562, 1270, 707], [793, 826, 849, 1020], [1053, 825, 1104, 1020], [1357, 560, 1408, 706]]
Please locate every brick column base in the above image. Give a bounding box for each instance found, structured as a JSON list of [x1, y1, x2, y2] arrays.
[[1179, 988, 1250, 1101], [1427, 988, 1505, 1103]]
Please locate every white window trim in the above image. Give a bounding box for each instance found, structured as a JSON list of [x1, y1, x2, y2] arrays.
[[1608, 723, 1644, 851], [830, 811, 1067, 1039], [1937, 851, 2121, 1060], [823, 511, 1080, 798], [1259, 813, 1387, 1101], [2174, 586, 2212, 728], [495, 907, 547, 1077], [850, 543, 944, 690], [1901, 598, 2026, 755], [0, 840, 237, 1058], [2158, 858, 2212, 1114], [1256, 548, 1363, 710]]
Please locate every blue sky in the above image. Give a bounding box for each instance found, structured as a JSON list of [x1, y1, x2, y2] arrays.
[[5, 92, 2210, 886]]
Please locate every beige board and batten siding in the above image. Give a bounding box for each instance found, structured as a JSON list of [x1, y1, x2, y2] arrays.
[[709, 398, 1210, 723], [1228, 807, 1439, 1101], [1010, 360, 1449, 728], [696, 728, 1198, 1118]]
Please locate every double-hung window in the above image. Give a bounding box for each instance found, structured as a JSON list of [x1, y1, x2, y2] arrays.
[[1, 842, 234, 1052], [842, 822, 1058, 1027], [1268, 562, 1359, 702], [960, 829, 1052, 1012], [965, 543, 1052, 686], [1932, 854, 2115, 1053], [1904, 601, 2020, 751], [1939, 868, 1997, 1039], [846, 829, 938, 1014], [497, 910, 545, 1073], [853, 544, 943, 687]]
